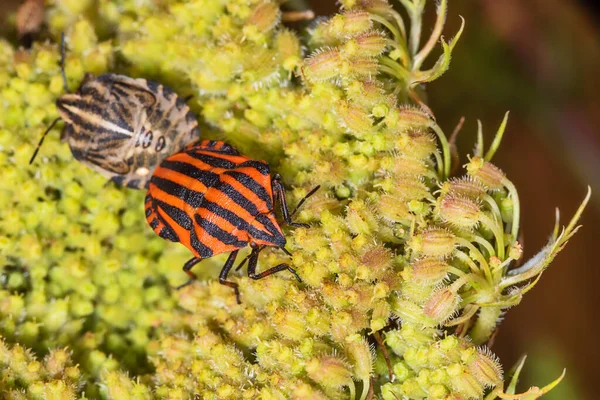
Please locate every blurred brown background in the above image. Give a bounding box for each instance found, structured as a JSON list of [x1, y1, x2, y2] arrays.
[[2, 0, 599, 398]]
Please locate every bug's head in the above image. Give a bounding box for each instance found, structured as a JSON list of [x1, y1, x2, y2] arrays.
[[252, 212, 287, 249]]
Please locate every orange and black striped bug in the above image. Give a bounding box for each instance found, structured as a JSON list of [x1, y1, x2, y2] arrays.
[[29, 34, 201, 189], [144, 139, 320, 303]]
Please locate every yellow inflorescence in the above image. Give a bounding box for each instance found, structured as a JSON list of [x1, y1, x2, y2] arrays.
[[0, 0, 586, 399]]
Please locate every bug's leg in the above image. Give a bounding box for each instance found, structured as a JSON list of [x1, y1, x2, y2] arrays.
[[271, 174, 320, 228], [218, 250, 241, 303], [235, 245, 265, 272], [176, 256, 203, 290], [247, 246, 302, 283]]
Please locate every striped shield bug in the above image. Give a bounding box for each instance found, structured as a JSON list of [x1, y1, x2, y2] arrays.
[[144, 140, 320, 303], [29, 34, 201, 189]]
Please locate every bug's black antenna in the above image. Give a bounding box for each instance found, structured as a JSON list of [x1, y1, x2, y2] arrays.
[[60, 32, 68, 93], [29, 117, 61, 165], [290, 185, 320, 219]]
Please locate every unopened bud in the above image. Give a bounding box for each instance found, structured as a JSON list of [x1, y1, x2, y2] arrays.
[[424, 287, 460, 323], [509, 242, 523, 260], [466, 156, 505, 190], [409, 228, 455, 258], [438, 195, 481, 230]]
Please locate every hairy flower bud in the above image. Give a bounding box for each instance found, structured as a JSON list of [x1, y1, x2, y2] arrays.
[[466, 156, 505, 190]]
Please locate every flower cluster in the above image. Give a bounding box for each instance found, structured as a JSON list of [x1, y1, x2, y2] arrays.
[[0, 0, 588, 398]]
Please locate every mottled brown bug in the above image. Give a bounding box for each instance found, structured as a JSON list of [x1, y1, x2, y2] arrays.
[[16, 0, 45, 48], [30, 35, 201, 189]]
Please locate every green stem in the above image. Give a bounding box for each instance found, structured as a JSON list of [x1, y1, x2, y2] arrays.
[[379, 56, 411, 80], [454, 250, 480, 275], [502, 178, 520, 243], [482, 194, 503, 225], [455, 238, 492, 283], [388, 9, 407, 40], [370, 14, 402, 44], [409, 1, 426, 56], [479, 213, 505, 260], [430, 123, 451, 179], [469, 306, 502, 344], [385, 39, 410, 69], [412, 0, 447, 70]]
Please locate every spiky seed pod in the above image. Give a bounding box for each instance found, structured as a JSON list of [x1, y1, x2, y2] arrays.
[[448, 365, 485, 399], [391, 155, 431, 178], [248, 2, 281, 32], [465, 347, 503, 388], [438, 195, 481, 230], [409, 229, 456, 258], [355, 0, 394, 15], [345, 80, 395, 110], [409, 258, 451, 282], [337, 101, 374, 137], [377, 194, 411, 224], [343, 30, 387, 58], [341, 57, 380, 81], [424, 287, 460, 323], [441, 177, 487, 199], [306, 355, 353, 389], [395, 129, 438, 160], [388, 176, 431, 201], [345, 334, 373, 381], [329, 10, 373, 38], [304, 48, 342, 82], [385, 107, 431, 130], [466, 156, 506, 190]]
